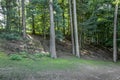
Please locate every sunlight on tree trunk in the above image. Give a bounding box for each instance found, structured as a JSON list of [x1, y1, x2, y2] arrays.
[[73, 0, 80, 57], [113, 1, 119, 62], [49, 0, 57, 58]]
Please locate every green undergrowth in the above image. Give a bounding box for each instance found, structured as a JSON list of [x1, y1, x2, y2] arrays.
[[0, 32, 22, 40], [0, 52, 120, 71], [9, 52, 50, 61], [0, 52, 75, 71]]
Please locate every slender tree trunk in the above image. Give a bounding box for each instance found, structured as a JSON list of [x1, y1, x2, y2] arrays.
[[69, 0, 75, 55], [6, 0, 11, 31], [73, 0, 80, 57], [32, 14, 35, 34], [49, 0, 57, 58], [22, 0, 26, 38], [18, 0, 22, 33], [61, 0, 66, 36], [43, 5, 46, 39], [113, 1, 118, 62]]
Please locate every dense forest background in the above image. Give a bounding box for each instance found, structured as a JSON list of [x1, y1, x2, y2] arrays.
[[0, 0, 119, 62]]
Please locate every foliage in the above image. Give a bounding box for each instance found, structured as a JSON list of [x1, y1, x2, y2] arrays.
[[9, 54, 22, 61], [19, 52, 28, 58], [34, 52, 50, 58], [0, 0, 120, 54], [0, 0, 21, 32], [56, 30, 64, 41], [0, 32, 22, 40], [77, 0, 116, 48], [9, 52, 50, 61]]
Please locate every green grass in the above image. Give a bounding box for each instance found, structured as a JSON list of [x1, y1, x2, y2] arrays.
[[0, 52, 119, 71], [0, 52, 75, 71], [0, 52, 120, 80]]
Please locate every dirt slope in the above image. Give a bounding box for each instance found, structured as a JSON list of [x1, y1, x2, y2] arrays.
[[0, 34, 113, 61]]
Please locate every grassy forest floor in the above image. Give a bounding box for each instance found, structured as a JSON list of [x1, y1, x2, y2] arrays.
[[0, 53, 120, 80], [0, 35, 120, 80]]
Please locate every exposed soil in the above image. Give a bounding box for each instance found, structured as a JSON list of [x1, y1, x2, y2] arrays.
[[0, 35, 44, 54], [0, 34, 113, 61]]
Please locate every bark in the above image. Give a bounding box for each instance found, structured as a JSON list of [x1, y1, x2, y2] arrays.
[[6, 0, 11, 31], [113, 1, 118, 62], [62, 0, 66, 36], [22, 0, 26, 38], [18, 0, 22, 33], [43, 5, 46, 39], [73, 0, 80, 57], [69, 0, 75, 55], [49, 0, 57, 58]]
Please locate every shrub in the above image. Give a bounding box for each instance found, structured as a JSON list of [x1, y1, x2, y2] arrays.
[[9, 54, 22, 61], [19, 52, 28, 58], [0, 32, 22, 40], [34, 52, 50, 58]]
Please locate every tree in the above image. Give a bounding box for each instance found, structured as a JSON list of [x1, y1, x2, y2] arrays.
[[49, 0, 57, 58], [6, 0, 11, 30], [73, 0, 80, 57], [22, 0, 26, 38], [69, 0, 75, 55], [113, 0, 119, 62]]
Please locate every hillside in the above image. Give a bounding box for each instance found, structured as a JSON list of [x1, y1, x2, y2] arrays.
[[0, 34, 113, 61]]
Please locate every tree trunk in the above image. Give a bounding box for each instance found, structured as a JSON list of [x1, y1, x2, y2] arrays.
[[49, 0, 57, 58], [69, 0, 75, 55], [73, 0, 80, 57], [18, 0, 22, 33], [43, 5, 46, 39], [113, 1, 118, 62], [32, 14, 35, 34], [6, 0, 11, 31], [61, 0, 66, 36], [22, 0, 26, 38]]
